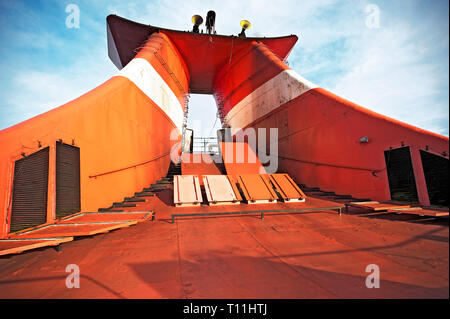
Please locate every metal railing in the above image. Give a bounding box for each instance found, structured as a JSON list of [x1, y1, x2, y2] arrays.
[[192, 137, 219, 154]]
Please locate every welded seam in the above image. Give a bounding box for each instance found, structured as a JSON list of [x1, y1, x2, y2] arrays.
[[233, 217, 338, 297]]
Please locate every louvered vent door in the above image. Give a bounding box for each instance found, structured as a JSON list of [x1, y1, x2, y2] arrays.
[[420, 150, 449, 207], [55, 142, 81, 219], [384, 146, 419, 203], [10, 147, 49, 232]]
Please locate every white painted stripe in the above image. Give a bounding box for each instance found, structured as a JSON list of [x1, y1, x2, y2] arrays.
[[225, 69, 318, 129], [116, 58, 184, 129]]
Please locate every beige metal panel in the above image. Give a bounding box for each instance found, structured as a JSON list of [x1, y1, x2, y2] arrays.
[[174, 175, 203, 207], [203, 175, 241, 206]]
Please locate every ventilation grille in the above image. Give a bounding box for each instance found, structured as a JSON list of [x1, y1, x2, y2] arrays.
[[420, 150, 449, 207], [384, 147, 418, 203], [55, 142, 81, 219], [10, 147, 49, 233]]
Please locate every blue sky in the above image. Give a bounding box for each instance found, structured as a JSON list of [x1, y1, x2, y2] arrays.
[[0, 0, 448, 136]]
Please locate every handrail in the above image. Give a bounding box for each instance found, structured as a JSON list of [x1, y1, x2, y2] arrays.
[[278, 155, 385, 174], [89, 152, 171, 179], [171, 206, 343, 223], [192, 137, 220, 153]]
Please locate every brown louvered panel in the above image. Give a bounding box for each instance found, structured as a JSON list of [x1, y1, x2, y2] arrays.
[[10, 147, 49, 233], [420, 150, 449, 207], [384, 146, 419, 203], [55, 142, 81, 219]]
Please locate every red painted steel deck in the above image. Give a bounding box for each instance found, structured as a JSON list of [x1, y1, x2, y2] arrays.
[[0, 190, 447, 298], [387, 207, 449, 217], [236, 174, 279, 203], [169, 193, 343, 218]]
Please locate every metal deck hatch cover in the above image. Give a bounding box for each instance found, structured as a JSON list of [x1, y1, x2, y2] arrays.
[[203, 175, 242, 205], [236, 174, 278, 204], [174, 175, 203, 207], [268, 173, 307, 202], [10, 147, 50, 233]]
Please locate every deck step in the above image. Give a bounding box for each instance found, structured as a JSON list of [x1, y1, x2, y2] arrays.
[[302, 187, 321, 192], [318, 191, 336, 196], [124, 197, 146, 202], [135, 192, 155, 197], [143, 187, 167, 192], [150, 184, 169, 189], [156, 180, 172, 185], [98, 208, 124, 212], [143, 187, 166, 191], [112, 203, 137, 208]]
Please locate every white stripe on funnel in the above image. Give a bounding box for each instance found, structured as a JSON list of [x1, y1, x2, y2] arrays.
[[117, 58, 184, 130], [225, 69, 317, 129]]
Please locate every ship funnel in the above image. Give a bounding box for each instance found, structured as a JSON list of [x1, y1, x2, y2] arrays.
[[205, 10, 216, 34], [191, 15, 203, 33], [238, 20, 251, 38]]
